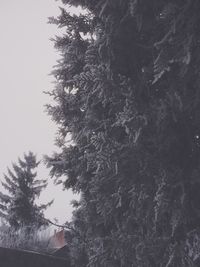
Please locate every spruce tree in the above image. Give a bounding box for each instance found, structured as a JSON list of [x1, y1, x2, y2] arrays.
[[0, 152, 52, 229], [46, 0, 200, 266]]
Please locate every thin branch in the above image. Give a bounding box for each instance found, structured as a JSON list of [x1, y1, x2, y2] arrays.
[[42, 216, 76, 233]]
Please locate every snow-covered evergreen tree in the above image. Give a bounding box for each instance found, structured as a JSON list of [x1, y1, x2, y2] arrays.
[[0, 152, 52, 229]]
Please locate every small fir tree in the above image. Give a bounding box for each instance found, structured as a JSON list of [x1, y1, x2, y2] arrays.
[[0, 152, 52, 229]]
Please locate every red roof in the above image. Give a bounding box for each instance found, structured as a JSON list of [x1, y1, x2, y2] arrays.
[[48, 229, 66, 249]]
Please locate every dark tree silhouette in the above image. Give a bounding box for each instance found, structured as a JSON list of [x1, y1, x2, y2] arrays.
[[46, 0, 200, 265]]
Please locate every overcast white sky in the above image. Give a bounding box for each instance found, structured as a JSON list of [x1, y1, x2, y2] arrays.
[[0, 0, 78, 224]]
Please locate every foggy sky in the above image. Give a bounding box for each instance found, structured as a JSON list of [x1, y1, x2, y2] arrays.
[[0, 0, 78, 224]]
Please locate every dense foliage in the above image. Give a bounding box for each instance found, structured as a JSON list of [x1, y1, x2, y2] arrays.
[[47, 0, 200, 266], [0, 152, 52, 229]]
